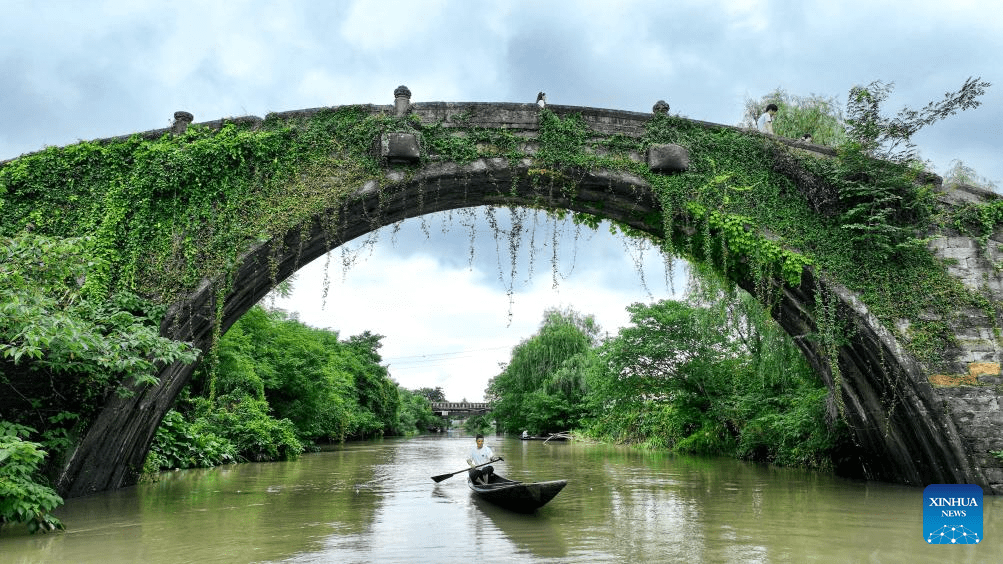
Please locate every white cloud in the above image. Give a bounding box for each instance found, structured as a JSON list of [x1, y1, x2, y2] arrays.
[[720, 0, 771, 33], [339, 0, 450, 51]]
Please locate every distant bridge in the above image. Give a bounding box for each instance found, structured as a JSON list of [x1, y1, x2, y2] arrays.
[[430, 402, 490, 416]]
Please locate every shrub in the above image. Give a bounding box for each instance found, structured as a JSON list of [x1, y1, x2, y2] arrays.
[[143, 410, 237, 472], [195, 394, 303, 462], [0, 422, 64, 533]]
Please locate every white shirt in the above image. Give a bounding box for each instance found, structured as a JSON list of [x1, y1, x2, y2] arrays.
[[758, 111, 775, 134], [469, 444, 494, 466]]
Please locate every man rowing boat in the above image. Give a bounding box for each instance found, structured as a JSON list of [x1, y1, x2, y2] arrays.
[[467, 434, 497, 484]]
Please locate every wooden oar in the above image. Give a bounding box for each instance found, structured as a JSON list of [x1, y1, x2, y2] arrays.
[[431, 457, 502, 483]]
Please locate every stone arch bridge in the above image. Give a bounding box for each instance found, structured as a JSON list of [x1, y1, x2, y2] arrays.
[[6, 88, 1002, 498]]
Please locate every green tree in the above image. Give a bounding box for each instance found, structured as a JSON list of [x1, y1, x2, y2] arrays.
[[345, 331, 400, 438], [187, 309, 398, 444], [487, 307, 600, 434], [463, 414, 495, 435], [143, 410, 237, 471], [522, 347, 601, 433], [246, 308, 355, 441], [581, 264, 839, 468], [844, 77, 990, 162], [743, 88, 848, 146], [415, 386, 447, 403], [395, 387, 440, 435], [1, 233, 199, 415], [942, 159, 998, 191], [192, 395, 303, 462], [686, 269, 841, 468], [834, 78, 990, 260], [584, 299, 740, 450], [146, 306, 420, 472], [1, 231, 198, 504]]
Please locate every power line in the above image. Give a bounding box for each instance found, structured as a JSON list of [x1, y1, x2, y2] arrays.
[[385, 345, 511, 364], [386, 347, 512, 373], [390, 353, 496, 367], [390, 360, 496, 372]]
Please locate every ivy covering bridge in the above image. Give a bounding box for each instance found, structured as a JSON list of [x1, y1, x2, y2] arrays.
[[3, 83, 1003, 514]]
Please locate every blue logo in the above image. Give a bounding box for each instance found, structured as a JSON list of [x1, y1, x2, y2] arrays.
[[923, 484, 983, 544]]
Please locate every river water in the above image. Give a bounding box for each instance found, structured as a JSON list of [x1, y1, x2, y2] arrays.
[[3, 435, 1000, 563]]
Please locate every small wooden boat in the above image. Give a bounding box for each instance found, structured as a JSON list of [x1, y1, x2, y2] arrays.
[[468, 473, 567, 513], [519, 433, 568, 442]]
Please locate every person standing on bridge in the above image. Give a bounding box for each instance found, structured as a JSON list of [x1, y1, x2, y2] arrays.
[[758, 103, 779, 134], [467, 434, 500, 484]]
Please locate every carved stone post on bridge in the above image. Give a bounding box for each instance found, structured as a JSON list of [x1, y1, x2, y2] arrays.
[[172, 111, 194, 135], [371, 86, 421, 164], [394, 85, 412, 117]]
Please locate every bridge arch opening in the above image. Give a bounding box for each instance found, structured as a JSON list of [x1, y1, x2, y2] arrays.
[[268, 207, 687, 404]]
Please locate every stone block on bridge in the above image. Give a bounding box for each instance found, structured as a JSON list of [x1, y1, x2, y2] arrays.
[[375, 132, 421, 164], [647, 143, 689, 173]]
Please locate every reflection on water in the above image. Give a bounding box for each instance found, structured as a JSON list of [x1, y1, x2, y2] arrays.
[[2, 435, 1001, 563], [468, 494, 569, 558]]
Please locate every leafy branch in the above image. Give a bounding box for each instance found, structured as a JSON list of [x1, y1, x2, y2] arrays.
[[834, 77, 990, 260], [846, 76, 990, 163]]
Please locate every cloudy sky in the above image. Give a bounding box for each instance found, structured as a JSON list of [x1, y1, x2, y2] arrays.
[[3, 0, 999, 401]]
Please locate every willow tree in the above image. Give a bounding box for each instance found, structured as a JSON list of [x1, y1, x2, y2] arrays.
[[486, 307, 601, 434], [742, 88, 848, 146]]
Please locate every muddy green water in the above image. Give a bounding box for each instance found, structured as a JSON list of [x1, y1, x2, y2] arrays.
[[3, 435, 1000, 563]]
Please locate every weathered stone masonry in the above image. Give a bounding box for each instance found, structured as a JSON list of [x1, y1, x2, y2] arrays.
[[927, 183, 1003, 492]]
